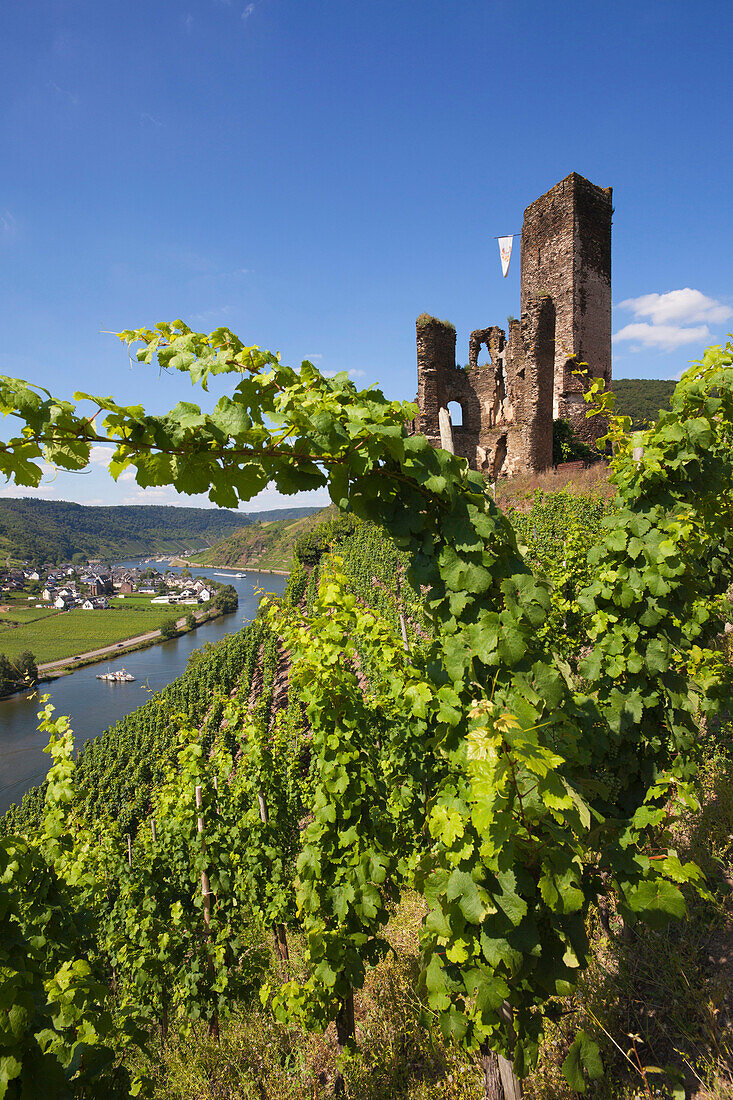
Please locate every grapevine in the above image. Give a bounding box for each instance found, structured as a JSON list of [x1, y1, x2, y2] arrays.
[[0, 325, 729, 1095]]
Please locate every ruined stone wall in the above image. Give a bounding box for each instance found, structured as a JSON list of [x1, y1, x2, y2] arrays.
[[414, 317, 532, 478], [413, 173, 612, 476]]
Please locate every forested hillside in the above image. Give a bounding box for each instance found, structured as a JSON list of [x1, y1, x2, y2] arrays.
[[0, 498, 321, 564], [611, 377, 676, 427], [191, 507, 334, 571]]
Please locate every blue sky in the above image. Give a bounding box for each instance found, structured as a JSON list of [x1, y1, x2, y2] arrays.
[[1, 0, 731, 511]]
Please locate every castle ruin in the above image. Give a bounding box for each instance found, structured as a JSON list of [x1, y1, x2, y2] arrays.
[[413, 173, 612, 477]]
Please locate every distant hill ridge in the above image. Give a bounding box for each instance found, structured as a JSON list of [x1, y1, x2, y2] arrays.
[[0, 499, 322, 565], [191, 508, 335, 573], [611, 378, 676, 429]]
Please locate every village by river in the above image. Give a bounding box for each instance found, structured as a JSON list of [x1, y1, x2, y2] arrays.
[[0, 561, 287, 814]]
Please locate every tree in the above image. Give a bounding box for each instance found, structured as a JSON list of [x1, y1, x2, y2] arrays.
[[160, 618, 178, 639], [185, 611, 196, 630], [215, 584, 238, 614], [294, 514, 356, 565], [0, 654, 15, 695], [13, 650, 38, 687], [552, 418, 597, 464], [0, 651, 38, 695]]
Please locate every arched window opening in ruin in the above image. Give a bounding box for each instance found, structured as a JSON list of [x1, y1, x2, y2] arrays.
[[468, 329, 497, 369], [447, 401, 463, 427], [473, 339, 490, 367]]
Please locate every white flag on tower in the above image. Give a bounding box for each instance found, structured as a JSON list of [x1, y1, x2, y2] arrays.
[[498, 235, 513, 278]]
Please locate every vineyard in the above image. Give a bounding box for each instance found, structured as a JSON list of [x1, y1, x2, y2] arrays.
[[0, 325, 732, 1098], [0, 604, 187, 664]]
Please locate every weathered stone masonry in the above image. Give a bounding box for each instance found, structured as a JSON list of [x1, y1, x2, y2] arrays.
[[413, 173, 612, 476]]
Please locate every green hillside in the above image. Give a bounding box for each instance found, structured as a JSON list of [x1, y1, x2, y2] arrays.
[[191, 507, 333, 571], [610, 377, 676, 428], [0, 499, 321, 565]]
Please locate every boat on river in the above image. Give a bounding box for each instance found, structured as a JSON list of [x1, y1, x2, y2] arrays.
[[96, 669, 136, 682]]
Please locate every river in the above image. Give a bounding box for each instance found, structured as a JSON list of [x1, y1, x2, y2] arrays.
[[0, 562, 288, 814]]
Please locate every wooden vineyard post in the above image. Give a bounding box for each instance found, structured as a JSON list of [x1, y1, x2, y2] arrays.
[[480, 1043, 505, 1100], [439, 406, 455, 454], [497, 1003, 523, 1099], [498, 1056, 522, 1100], [395, 574, 410, 655], [257, 789, 290, 963], [126, 833, 132, 867], [195, 786, 212, 931], [399, 612, 410, 653], [195, 784, 219, 1040], [334, 992, 355, 1097], [151, 817, 157, 843], [633, 432, 645, 465]]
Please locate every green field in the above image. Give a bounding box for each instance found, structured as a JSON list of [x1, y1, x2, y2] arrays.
[[0, 605, 181, 664], [0, 606, 60, 625], [109, 595, 171, 609]]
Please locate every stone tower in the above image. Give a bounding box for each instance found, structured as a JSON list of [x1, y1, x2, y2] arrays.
[[520, 172, 613, 444], [412, 172, 612, 476]]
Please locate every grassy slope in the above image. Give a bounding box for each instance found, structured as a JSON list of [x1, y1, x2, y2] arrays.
[[0, 604, 179, 663], [495, 461, 614, 511], [191, 508, 333, 571]]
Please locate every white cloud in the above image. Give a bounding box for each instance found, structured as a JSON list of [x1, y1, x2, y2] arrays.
[[248, 484, 331, 512], [612, 322, 711, 352], [184, 12, 194, 32], [0, 481, 57, 500], [618, 288, 732, 327], [242, 3, 255, 18], [122, 487, 185, 506], [323, 369, 366, 380], [613, 288, 731, 353], [141, 112, 163, 128], [304, 353, 323, 363], [90, 445, 115, 466]]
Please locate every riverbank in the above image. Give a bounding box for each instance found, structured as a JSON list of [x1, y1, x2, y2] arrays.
[[0, 606, 225, 700], [169, 556, 290, 576], [36, 605, 222, 674], [0, 569, 288, 815]]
